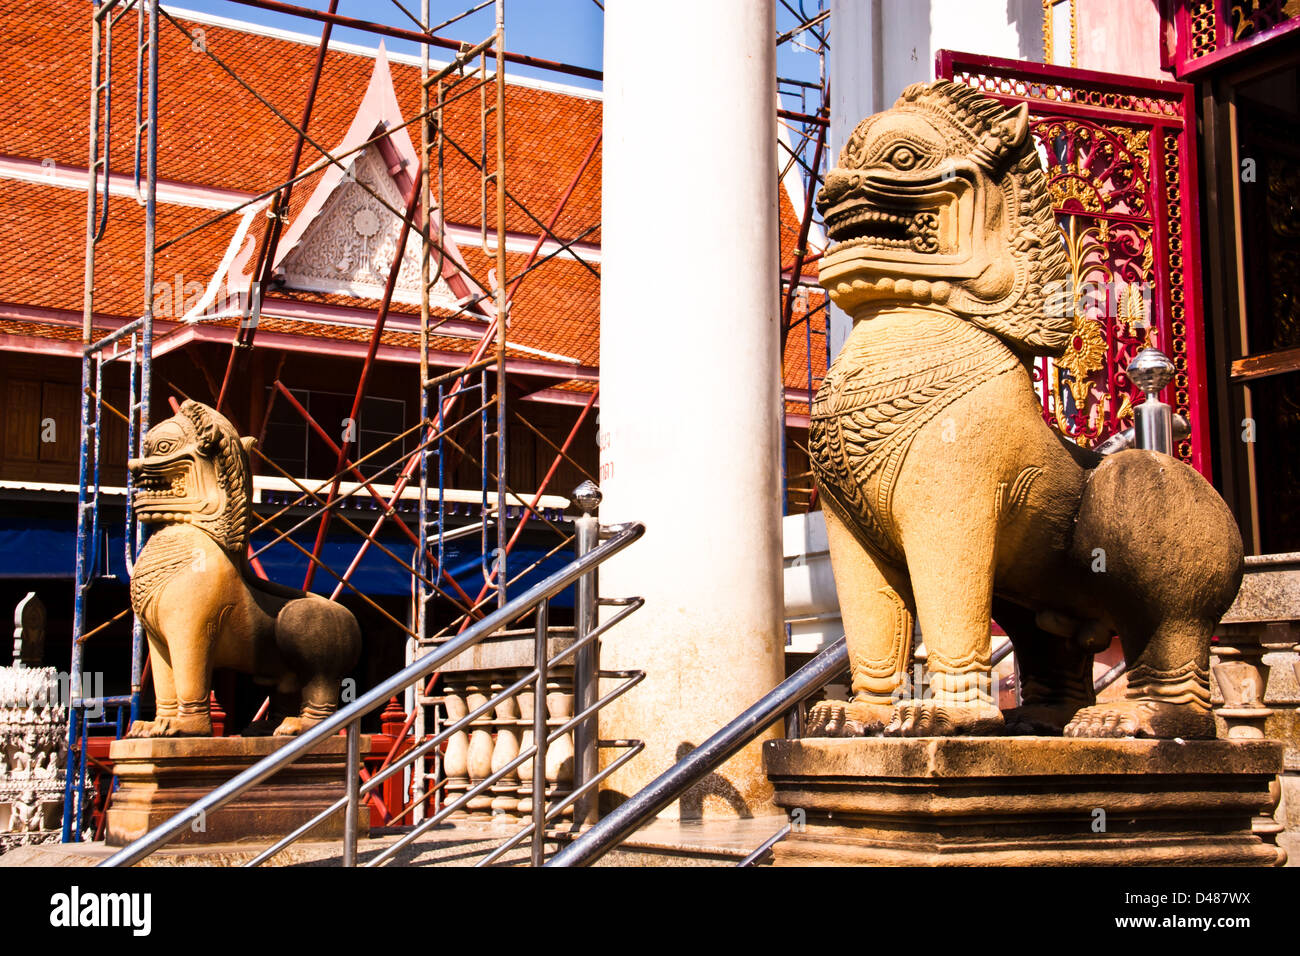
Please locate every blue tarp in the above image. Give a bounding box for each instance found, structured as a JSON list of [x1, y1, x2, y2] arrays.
[[0, 516, 108, 578], [0, 515, 573, 606]]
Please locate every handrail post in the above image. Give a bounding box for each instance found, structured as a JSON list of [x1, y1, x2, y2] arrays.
[[1129, 348, 1175, 454], [570, 481, 601, 826], [532, 598, 549, 866], [343, 718, 360, 867]]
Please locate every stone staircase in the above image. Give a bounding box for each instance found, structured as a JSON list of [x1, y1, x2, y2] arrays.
[[0, 816, 779, 867]]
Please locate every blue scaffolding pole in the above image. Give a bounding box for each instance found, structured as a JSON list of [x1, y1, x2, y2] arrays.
[[63, 0, 156, 843]]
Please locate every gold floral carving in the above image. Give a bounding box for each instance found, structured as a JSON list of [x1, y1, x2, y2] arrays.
[[1056, 315, 1107, 406], [1048, 177, 1103, 212]]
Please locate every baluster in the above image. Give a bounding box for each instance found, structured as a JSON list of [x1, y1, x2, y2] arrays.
[[515, 669, 535, 817], [545, 673, 575, 820], [441, 677, 470, 819], [489, 674, 520, 821], [465, 678, 494, 820]]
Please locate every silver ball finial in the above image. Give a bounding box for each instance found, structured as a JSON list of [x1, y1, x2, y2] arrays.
[[1127, 347, 1175, 396], [571, 481, 601, 515]]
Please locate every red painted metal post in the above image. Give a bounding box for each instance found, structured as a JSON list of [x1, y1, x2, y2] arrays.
[[324, 131, 602, 601], [271, 381, 479, 609], [221, 0, 603, 81], [451, 387, 598, 628], [498, 388, 597, 565], [216, 0, 340, 415], [779, 101, 827, 355], [506, 131, 601, 307]]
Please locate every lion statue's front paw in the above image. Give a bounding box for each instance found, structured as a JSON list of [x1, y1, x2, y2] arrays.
[[884, 700, 1004, 737], [125, 715, 212, 738], [272, 715, 329, 736], [805, 700, 893, 737]]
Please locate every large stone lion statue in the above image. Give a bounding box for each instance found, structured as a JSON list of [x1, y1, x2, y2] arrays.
[[126, 400, 360, 737], [806, 81, 1242, 739]]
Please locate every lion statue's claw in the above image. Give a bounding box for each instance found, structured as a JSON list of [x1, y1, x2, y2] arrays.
[[272, 715, 329, 736], [1063, 700, 1214, 739], [125, 715, 212, 738], [884, 700, 1004, 737], [805, 700, 893, 737]]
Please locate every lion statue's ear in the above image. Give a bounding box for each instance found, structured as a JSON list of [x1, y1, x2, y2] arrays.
[[178, 399, 222, 455], [240, 436, 256, 454], [989, 101, 1030, 152]]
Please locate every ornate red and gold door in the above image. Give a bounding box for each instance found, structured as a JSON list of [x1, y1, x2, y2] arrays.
[[936, 51, 1210, 476]]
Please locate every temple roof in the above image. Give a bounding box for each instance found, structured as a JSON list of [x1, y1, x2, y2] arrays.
[[0, 0, 826, 410]]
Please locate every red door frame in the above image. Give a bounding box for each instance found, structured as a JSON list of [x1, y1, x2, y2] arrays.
[[937, 50, 1211, 478]]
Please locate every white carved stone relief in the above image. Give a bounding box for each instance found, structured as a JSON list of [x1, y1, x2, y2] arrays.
[[279, 146, 460, 309], [0, 666, 69, 852]]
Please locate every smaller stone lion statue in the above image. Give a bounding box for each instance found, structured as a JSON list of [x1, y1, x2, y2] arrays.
[[126, 400, 360, 737]]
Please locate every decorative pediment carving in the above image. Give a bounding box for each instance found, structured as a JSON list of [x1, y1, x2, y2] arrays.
[[279, 145, 458, 308]]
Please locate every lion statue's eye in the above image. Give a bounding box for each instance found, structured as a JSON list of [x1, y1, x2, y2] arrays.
[[153, 440, 173, 454], [886, 145, 919, 170]]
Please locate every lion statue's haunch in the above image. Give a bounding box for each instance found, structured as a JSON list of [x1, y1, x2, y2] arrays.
[[807, 81, 1242, 740], [126, 400, 360, 738]]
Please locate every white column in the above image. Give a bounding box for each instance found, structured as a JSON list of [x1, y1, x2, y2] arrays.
[[598, 0, 785, 820]]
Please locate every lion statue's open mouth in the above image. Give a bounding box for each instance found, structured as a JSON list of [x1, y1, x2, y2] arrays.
[[128, 403, 243, 538], [814, 83, 1071, 357], [820, 169, 966, 260]]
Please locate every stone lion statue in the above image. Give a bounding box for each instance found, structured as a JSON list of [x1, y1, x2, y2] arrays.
[[806, 81, 1242, 740], [126, 400, 360, 737]]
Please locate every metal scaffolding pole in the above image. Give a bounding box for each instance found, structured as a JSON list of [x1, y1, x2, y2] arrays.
[[494, 0, 508, 610], [56, 0, 722, 838], [65, 0, 158, 843]]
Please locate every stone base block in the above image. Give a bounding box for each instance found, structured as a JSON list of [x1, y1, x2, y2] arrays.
[[763, 737, 1286, 866], [105, 736, 369, 848]]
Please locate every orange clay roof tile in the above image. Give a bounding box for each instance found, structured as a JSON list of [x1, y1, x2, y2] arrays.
[[2, 0, 821, 397]]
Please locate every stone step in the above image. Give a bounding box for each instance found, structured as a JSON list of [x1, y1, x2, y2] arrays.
[[0, 816, 780, 867]]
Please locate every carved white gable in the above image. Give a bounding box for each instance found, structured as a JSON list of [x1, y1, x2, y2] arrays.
[[278, 145, 458, 308]]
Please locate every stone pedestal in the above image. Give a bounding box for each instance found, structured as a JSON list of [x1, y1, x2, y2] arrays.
[[105, 736, 369, 847], [763, 737, 1286, 866]]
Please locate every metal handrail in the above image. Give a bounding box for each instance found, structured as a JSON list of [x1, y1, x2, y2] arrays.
[[547, 636, 849, 868], [549, 627, 1130, 867], [737, 822, 792, 868], [100, 519, 646, 867], [244, 600, 645, 867]]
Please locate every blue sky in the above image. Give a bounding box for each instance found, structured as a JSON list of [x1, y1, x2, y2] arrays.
[[173, 1, 604, 88], [169, 1, 825, 101]]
